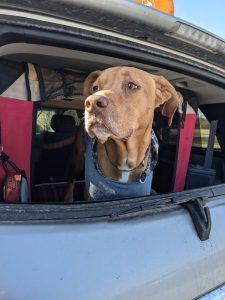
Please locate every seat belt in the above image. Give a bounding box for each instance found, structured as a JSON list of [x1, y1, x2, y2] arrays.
[[185, 120, 218, 189], [204, 120, 218, 169], [172, 94, 197, 192]]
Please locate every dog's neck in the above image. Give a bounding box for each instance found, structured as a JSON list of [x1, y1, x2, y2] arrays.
[[96, 125, 152, 183]]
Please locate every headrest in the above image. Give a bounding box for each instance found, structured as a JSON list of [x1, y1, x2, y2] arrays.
[[50, 115, 76, 133]]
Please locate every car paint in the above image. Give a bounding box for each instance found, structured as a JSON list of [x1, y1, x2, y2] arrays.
[[0, 197, 225, 300]]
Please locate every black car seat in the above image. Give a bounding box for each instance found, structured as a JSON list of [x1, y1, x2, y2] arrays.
[[35, 114, 77, 183]]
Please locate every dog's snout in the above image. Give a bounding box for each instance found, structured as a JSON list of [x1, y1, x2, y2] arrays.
[[96, 97, 109, 108], [85, 96, 109, 112]]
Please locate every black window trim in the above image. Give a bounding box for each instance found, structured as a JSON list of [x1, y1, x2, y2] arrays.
[[0, 184, 225, 223]]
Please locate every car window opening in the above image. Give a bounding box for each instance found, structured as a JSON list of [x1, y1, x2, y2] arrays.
[[0, 53, 224, 205]]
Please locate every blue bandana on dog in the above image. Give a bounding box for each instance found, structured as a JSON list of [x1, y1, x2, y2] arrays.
[[85, 131, 158, 201]]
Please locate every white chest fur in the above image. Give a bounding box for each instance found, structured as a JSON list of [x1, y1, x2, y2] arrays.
[[118, 160, 133, 183]]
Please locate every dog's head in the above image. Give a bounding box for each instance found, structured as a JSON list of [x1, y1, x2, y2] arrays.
[[83, 66, 179, 143]]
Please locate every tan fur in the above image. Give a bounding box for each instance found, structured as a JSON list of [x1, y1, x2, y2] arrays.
[[66, 67, 180, 201]]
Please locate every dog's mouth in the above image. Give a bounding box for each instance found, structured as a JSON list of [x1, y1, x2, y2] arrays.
[[86, 119, 133, 143], [90, 122, 111, 137]]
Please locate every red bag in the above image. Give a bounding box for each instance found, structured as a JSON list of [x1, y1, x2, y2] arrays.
[[0, 151, 28, 203]]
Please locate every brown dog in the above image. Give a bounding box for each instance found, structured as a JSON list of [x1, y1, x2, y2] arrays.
[[65, 66, 179, 201]]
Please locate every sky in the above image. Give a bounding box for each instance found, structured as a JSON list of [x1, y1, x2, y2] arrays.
[[174, 0, 225, 40]]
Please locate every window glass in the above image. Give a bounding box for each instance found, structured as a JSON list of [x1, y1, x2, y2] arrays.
[[36, 109, 55, 133], [36, 109, 79, 133], [154, 109, 220, 150], [193, 109, 220, 149]]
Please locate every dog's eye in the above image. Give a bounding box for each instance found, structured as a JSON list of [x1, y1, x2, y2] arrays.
[[127, 82, 138, 90], [92, 85, 99, 93]]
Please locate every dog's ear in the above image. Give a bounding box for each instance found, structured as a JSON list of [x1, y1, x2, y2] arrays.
[[153, 75, 180, 126], [83, 70, 102, 97]]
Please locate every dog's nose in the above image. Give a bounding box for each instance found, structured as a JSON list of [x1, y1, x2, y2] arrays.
[[85, 96, 109, 112]]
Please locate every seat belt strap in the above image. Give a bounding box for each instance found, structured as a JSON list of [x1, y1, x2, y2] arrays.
[[172, 101, 197, 192], [204, 120, 218, 169]]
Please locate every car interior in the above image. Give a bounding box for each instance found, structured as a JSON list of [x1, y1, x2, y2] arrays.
[[1, 43, 225, 203]]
